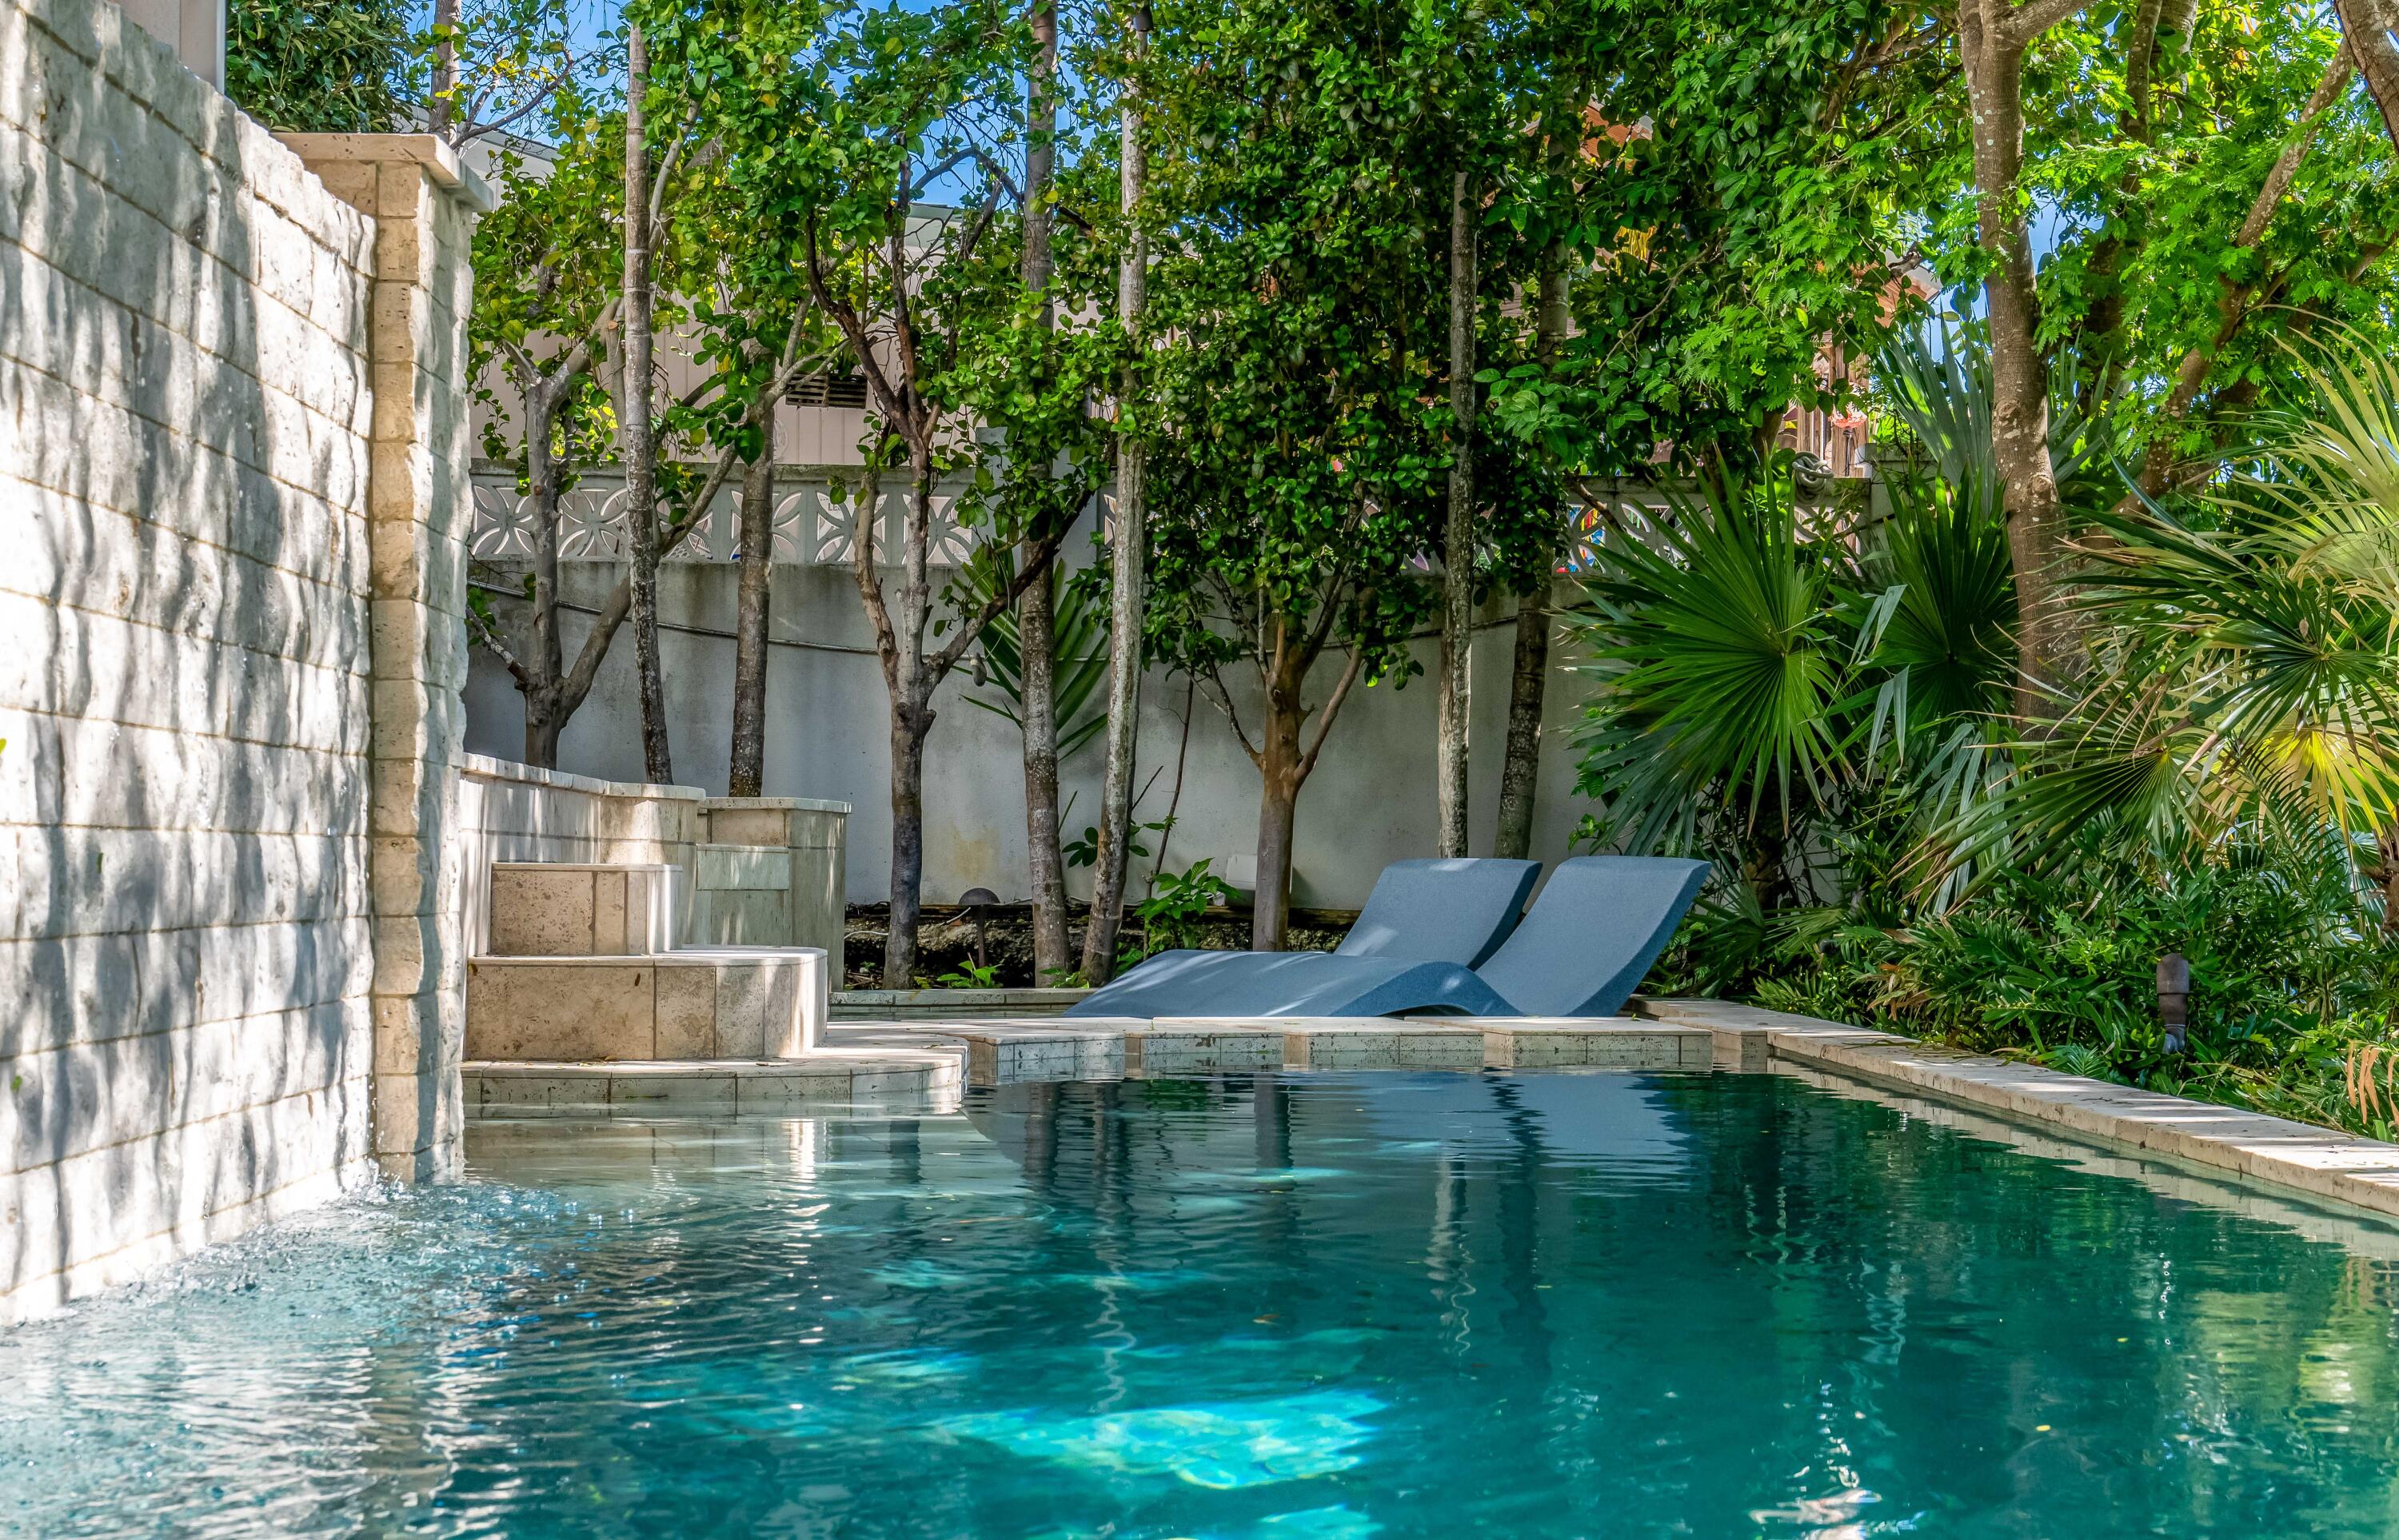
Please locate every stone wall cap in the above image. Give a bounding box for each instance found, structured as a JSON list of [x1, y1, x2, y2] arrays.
[[701, 796, 854, 815], [462, 752, 708, 802], [489, 860, 680, 873], [277, 133, 497, 211]]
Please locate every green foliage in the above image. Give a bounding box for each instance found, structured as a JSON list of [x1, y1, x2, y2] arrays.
[[1614, 332, 2399, 1137], [1938, 2, 2399, 463], [1577, 473, 1849, 848], [467, 92, 627, 477], [1574, 442, 2016, 900], [1137, 0, 1455, 707], [1064, 816, 1167, 871], [954, 557, 1112, 756], [1480, 0, 1947, 482], [226, 0, 411, 133], [1946, 341, 2399, 878], [1124, 859, 1231, 963]]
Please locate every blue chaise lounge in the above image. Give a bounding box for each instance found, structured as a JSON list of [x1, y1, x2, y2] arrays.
[[1064, 857, 1539, 1019], [1064, 855, 1710, 1021]]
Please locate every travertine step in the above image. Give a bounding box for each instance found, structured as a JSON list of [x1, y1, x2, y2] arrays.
[[468, 1047, 962, 1114], [465, 948, 830, 1060]]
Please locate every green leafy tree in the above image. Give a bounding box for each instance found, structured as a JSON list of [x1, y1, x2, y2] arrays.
[[1140, 0, 1453, 949], [1483, 0, 1950, 833], [664, 0, 1075, 983], [226, 0, 411, 132]]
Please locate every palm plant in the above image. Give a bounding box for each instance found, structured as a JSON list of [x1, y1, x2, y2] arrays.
[[1946, 340, 2399, 899], [1573, 465, 2015, 908], [951, 548, 1113, 757]]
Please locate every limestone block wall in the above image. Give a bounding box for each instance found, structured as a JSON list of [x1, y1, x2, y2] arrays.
[[0, 0, 481, 1323]]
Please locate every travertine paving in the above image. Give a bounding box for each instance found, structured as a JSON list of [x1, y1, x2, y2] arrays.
[[1637, 996, 2399, 1224], [463, 1013, 1710, 1111]]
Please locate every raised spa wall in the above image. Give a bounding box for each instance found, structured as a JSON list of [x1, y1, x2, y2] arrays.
[[459, 758, 845, 1064]]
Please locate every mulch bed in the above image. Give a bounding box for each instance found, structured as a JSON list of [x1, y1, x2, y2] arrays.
[[842, 901, 1355, 989]]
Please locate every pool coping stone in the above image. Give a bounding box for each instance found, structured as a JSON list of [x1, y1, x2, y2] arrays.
[[1634, 995, 2399, 1224]]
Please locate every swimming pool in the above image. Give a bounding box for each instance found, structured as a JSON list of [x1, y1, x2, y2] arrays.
[[9, 1069, 2399, 1537]]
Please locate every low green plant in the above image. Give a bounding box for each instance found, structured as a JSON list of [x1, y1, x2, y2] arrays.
[[1064, 816, 1170, 870], [928, 960, 1002, 990], [1119, 859, 1231, 966]]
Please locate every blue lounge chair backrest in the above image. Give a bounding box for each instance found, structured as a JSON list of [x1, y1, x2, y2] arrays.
[[1334, 858, 1540, 966], [1471, 856, 1711, 1018]]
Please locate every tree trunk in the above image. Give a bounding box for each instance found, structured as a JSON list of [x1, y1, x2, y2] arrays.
[[886, 704, 928, 984], [728, 412, 776, 797], [1492, 588, 1547, 860], [622, 25, 673, 783], [1020, 566, 1070, 976], [1081, 2, 1153, 984], [1958, 2, 2074, 721], [522, 375, 569, 767], [1251, 660, 1307, 952], [1016, 0, 1070, 979], [1492, 148, 1574, 862], [882, 457, 938, 985], [1436, 168, 1476, 858], [428, 0, 457, 138], [2337, 0, 2399, 154]]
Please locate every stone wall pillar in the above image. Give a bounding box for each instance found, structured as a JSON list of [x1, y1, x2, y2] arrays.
[[282, 134, 489, 1179]]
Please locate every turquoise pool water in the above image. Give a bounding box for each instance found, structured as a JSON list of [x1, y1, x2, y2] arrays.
[[10, 1071, 2399, 1537]]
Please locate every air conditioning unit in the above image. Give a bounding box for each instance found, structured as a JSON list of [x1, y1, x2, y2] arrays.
[[787, 372, 870, 409]]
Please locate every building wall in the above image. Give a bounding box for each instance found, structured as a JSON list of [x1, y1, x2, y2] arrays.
[[0, 0, 479, 1323], [464, 557, 1595, 918]]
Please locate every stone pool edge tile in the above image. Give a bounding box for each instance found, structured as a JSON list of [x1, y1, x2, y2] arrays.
[[1636, 996, 2399, 1223], [467, 1049, 968, 1115]]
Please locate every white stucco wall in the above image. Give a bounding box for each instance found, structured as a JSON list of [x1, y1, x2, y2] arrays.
[[463, 558, 1593, 914]]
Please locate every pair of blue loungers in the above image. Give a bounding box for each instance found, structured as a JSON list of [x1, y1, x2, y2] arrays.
[[1064, 855, 1710, 1021]]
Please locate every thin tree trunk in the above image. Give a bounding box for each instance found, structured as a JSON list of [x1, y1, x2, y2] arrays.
[[429, 0, 457, 138], [1436, 168, 1476, 858], [1247, 634, 1363, 952], [622, 25, 672, 783], [1018, 0, 1070, 979], [1493, 588, 1548, 860], [728, 411, 776, 796], [883, 455, 938, 986], [888, 704, 928, 983], [1145, 673, 1195, 900], [1958, 0, 2077, 721], [2337, 0, 2399, 154], [522, 374, 569, 767], [1020, 566, 1069, 975], [1082, 1, 1153, 983], [1252, 687, 1305, 954], [1494, 110, 1575, 861]]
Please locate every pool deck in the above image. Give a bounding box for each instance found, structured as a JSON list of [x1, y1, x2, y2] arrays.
[[465, 998, 2399, 1227]]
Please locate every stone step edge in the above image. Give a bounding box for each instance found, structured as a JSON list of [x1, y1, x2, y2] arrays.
[[470, 947, 829, 963], [1634, 995, 2399, 1224]]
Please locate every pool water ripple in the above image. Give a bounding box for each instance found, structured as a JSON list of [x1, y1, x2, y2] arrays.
[[10, 1071, 2399, 1536]]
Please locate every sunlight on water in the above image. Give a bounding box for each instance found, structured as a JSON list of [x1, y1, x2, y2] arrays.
[[8, 1071, 2399, 1537], [947, 1390, 1383, 1488]]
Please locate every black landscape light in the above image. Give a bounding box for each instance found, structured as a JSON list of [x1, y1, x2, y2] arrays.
[[2157, 953, 2190, 1055], [960, 887, 1000, 971]]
